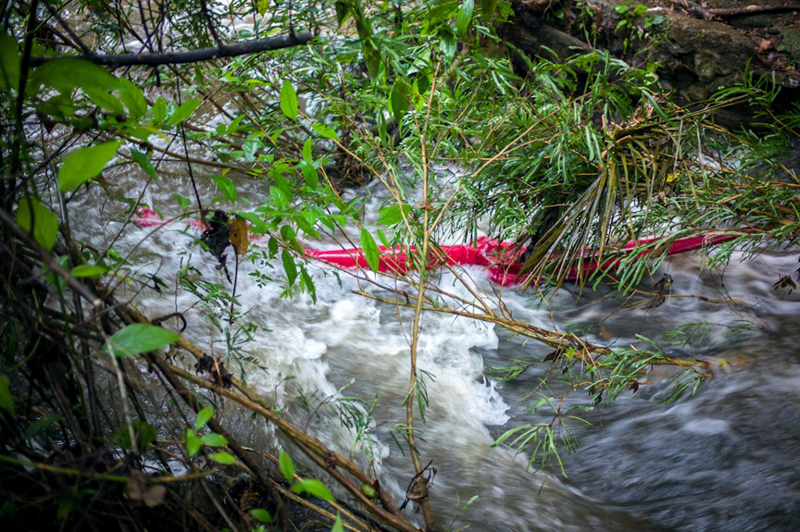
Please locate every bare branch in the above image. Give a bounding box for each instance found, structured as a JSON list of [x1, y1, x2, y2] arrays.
[[31, 32, 312, 68]]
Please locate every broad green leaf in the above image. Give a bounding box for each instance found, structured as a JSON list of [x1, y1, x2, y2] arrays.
[[457, 0, 475, 37], [299, 161, 319, 189], [390, 78, 411, 123], [25, 413, 63, 438], [15, 197, 59, 251], [278, 450, 295, 483], [291, 479, 334, 502], [152, 96, 167, 122], [195, 406, 214, 430], [209, 452, 236, 465], [0, 375, 14, 416], [33, 58, 119, 94], [118, 78, 147, 119], [480, 0, 500, 20], [186, 429, 202, 456], [0, 34, 20, 90], [105, 323, 179, 357], [360, 229, 380, 272], [58, 141, 121, 192], [312, 122, 340, 142], [250, 509, 272, 523], [201, 433, 229, 447], [302, 137, 313, 163], [167, 98, 202, 125], [378, 204, 411, 226], [71, 264, 107, 278], [280, 80, 298, 120], [282, 249, 297, 285], [332, 514, 345, 532], [84, 87, 125, 115], [439, 27, 458, 61], [131, 149, 158, 180]]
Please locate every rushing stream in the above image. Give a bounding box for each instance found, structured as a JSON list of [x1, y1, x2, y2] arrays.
[[67, 162, 800, 532]]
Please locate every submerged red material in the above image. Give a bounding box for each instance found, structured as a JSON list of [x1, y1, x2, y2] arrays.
[[132, 208, 738, 285]]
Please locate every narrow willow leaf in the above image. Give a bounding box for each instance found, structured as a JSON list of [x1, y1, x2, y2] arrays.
[[15, 197, 59, 251], [280, 80, 298, 120], [209, 452, 236, 465], [360, 229, 380, 272], [71, 264, 107, 278], [195, 406, 213, 430], [200, 433, 229, 447], [105, 323, 179, 357], [130, 149, 158, 180], [58, 141, 121, 192], [278, 450, 295, 483], [291, 479, 334, 502], [457, 0, 475, 37]]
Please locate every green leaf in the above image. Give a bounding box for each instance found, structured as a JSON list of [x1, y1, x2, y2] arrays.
[[105, 323, 179, 357], [33, 58, 119, 94], [200, 433, 229, 447], [186, 429, 202, 456], [332, 513, 345, 532], [0, 34, 20, 90], [334, 1, 351, 27], [84, 87, 126, 115], [195, 406, 214, 430], [280, 80, 298, 120], [71, 264, 107, 278], [131, 149, 158, 180], [360, 483, 377, 498], [360, 229, 380, 272], [58, 141, 121, 192], [480, 0, 499, 20], [299, 161, 319, 189], [282, 249, 298, 285], [0, 375, 15, 417], [302, 137, 313, 163], [209, 452, 237, 465], [167, 98, 202, 125], [152, 97, 167, 123], [15, 197, 59, 251], [291, 479, 334, 502], [278, 450, 295, 483], [25, 413, 63, 438], [457, 0, 475, 37], [390, 78, 411, 124], [250, 509, 272, 523], [118, 78, 147, 119], [312, 122, 340, 142], [377, 204, 411, 226]]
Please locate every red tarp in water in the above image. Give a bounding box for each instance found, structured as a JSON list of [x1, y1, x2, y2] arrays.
[[132, 208, 738, 285]]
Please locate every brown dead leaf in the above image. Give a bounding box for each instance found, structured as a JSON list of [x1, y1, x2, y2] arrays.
[[127, 470, 167, 507], [758, 39, 773, 54], [229, 218, 249, 255]]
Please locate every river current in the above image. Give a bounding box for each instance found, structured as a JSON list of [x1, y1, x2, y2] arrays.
[[65, 158, 800, 532]]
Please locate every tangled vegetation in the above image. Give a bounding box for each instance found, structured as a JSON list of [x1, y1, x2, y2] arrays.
[[1, 0, 799, 531]]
